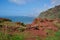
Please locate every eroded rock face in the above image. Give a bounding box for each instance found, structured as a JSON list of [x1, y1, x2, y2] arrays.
[[30, 18, 58, 31], [23, 18, 59, 38]]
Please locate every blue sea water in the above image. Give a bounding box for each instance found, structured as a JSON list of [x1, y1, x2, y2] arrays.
[[0, 16, 35, 24]]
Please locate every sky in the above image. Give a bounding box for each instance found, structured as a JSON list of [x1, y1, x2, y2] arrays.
[[0, 0, 60, 17]]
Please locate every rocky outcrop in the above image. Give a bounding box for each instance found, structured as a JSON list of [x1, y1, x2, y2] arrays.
[[30, 18, 58, 31]]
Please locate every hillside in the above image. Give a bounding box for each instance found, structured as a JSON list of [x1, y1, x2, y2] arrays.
[[0, 17, 60, 40], [39, 5, 60, 19]]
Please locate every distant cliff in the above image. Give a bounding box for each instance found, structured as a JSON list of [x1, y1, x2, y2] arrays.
[[0, 18, 12, 22], [38, 5, 60, 19]]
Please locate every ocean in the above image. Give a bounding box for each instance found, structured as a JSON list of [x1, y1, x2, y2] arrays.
[[0, 16, 35, 24]]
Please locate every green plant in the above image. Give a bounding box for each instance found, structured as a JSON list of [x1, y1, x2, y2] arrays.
[[9, 34, 25, 40], [55, 30, 60, 37], [0, 32, 9, 40], [21, 23, 26, 26], [0, 32, 26, 40], [35, 36, 41, 40], [45, 30, 60, 40]]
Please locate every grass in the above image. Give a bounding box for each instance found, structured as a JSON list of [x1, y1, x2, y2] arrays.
[[0, 22, 27, 40], [45, 30, 60, 40], [0, 31, 35, 40], [0, 32, 8, 40], [35, 36, 41, 40], [55, 30, 60, 37], [0, 32, 25, 40], [8, 34, 25, 40]]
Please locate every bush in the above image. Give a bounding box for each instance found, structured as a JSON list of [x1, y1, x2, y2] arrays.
[[21, 23, 26, 27]]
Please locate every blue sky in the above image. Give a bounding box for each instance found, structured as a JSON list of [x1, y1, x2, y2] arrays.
[[0, 0, 60, 17]]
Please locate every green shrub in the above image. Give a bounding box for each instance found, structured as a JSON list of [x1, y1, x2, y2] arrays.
[[21, 23, 26, 27]]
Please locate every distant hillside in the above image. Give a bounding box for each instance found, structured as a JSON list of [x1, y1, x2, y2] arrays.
[[38, 5, 60, 19], [0, 16, 35, 24]]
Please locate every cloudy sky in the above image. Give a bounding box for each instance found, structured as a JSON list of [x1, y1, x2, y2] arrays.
[[0, 0, 60, 17]]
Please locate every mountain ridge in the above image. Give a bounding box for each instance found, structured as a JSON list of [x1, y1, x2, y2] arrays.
[[38, 5, 60, 19]]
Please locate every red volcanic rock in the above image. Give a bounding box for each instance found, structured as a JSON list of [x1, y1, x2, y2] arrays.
[[26, 24, 31, 27], [31, 18, 58, 31], [44, 18, 48, 21], [26, 24, 32, 30], [27, 29, 47, 38], [31, 18, 44, 27], [26, 24, 31, 28], [48, 19, 54, 22], [32, 18, 41, 24], [25, 18, 59, 39]]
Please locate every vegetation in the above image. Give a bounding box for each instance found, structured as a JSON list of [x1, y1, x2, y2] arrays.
[[0, 32, 25, 40], [45, 30, 60, 40]]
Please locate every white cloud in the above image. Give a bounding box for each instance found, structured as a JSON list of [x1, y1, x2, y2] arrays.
[[43, 4, 50, 10], [27, 8, 42, 17], [51, 0, 60, 6], [8, 0, 34, 5]]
